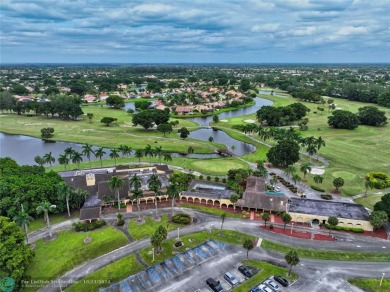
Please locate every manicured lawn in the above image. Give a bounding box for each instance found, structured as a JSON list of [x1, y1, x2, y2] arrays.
[[0, 107, 214, 153], [349, 278, 390, 292], [180, 203, 242, 219], [355, 194, 384, 210], [66, 254, 144, 292], [139, 230, 256, 266], [261, 240, 390, 262], [128, 215, 181, 241], [28, 210, 79, 233], [232, 260, 298, 292], [27, 226, 129, 282], [221, 93, 390, 197], [50, 156, 249, 176]]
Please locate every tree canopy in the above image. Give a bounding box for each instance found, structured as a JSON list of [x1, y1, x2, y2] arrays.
[[374, 193, 390, 221], [132, 109, 170, 129], [357, 106, 387, 126], [0, 216, 35, 291], [106, 95, 125, 109], [327, 110, 359, 130], [267, 139, 300, 167]]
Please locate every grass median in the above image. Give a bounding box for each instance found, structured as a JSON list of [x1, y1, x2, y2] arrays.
[[348, 278, 390, 292], [26, 226, 129, 286], [261, 240, 390, 262], [139, 229, 256, 266]]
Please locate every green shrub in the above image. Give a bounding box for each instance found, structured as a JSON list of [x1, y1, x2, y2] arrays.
[[311, 185, 326, 192], [214, 177, 220, 182], [171, 213, 191, 224], [324, 224, 364, 233], [117, 219, 125, 226], [199, 175, 204, 180], [269, 224, 274, 230], [222, 178, 227, 183], [321, 194, 333, 200], [73, 220, 106, 232], [207, 176, 211, 181]]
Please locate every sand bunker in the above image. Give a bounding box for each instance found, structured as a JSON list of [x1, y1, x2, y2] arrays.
[[311, 168, 325, 175], [244, 119, 256, 123]]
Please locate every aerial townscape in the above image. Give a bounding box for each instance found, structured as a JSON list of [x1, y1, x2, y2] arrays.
[[0, 1, 390, 292]]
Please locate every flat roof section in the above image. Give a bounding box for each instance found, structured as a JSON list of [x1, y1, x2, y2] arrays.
[[80, 206, 101, 221], [288, 198, 369, 220]]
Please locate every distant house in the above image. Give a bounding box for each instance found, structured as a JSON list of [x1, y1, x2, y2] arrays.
[[176, 106, 193, 115], [83, 94, 96, 103], [117, 84, 128, 90]]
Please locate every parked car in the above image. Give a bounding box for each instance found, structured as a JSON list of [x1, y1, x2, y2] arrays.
[[259, 284, 273, 292], [238, 265, 253, 278], [264, 279, 280, 291], [250, 285, 265, 292], [224, 272, 238, 286], [274, 275, 289, 287], [206, 278, 223, 292]]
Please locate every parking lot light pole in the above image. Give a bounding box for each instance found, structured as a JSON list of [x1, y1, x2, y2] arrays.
[[291, 222, 294, 234], [152, 248, 155, 262], [177, 227, 180, 240], [380, 273, 385, 287]]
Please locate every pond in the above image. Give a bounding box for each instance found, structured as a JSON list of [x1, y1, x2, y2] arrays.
[[188, 128, 256, 156], [0, 133, 222, 166], [185, 97, 273, 126]]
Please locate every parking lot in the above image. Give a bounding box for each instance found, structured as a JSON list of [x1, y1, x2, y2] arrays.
[[155, 245, 289, 292]]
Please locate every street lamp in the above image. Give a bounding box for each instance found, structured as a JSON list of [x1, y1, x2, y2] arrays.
[[152, 247, 155, 262], [380, 273, 385, 287], [177, 227, 180, 241], [291, 222, 294, 235], [269, 198, 273, 214]]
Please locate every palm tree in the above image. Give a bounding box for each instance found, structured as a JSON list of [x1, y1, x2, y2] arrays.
[[187, 146, 194, 156], [108, 175, 124, 210], [313, 174, 324, 186], [71, 151, 83, 169], [144, 144, 154, 165], [220, 212, 227, 230], [163, 152, 172, 164], [134, 149, 143, 164], [95, 147, 106, 167], [306, 144, 317, 162], [36, 201, 56, 238], [57, 182, 72, 217], [148, 174, 162, 218], [58, 154, 69, 170], [109, 148, 120, 166], [364, 178, 375, 197], [82, 143, 95, 169], [167, 180, 181, 216], [119, 145, 132, 161], [208, 136, 214, 143], [64, 147, 75, 160], [299, 162, 312, 181], [154, 146, 163, 164], [292, 174, 301, 187], [14, 204, 33, 243], [43, 152, 55, 169], [243, 239, 254, 259], [284, 165, 296, 179], [316, 136, 326, 159], [285, 250, 300, 276], [129, 174, 143, 221], [34, 155, 45, 167]]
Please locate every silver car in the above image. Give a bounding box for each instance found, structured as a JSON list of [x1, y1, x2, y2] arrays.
[[264, 279, 280, 291], [224, 272, 239, 286]]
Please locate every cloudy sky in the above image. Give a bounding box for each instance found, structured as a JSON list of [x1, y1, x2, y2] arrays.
[[1, 0, 389, 63]]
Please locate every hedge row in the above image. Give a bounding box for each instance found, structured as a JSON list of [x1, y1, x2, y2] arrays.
[[324, 224, 364, 233], [73, 220, 106, 232], [311, 185, 326, 192], [172, 213, 191, 224]]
